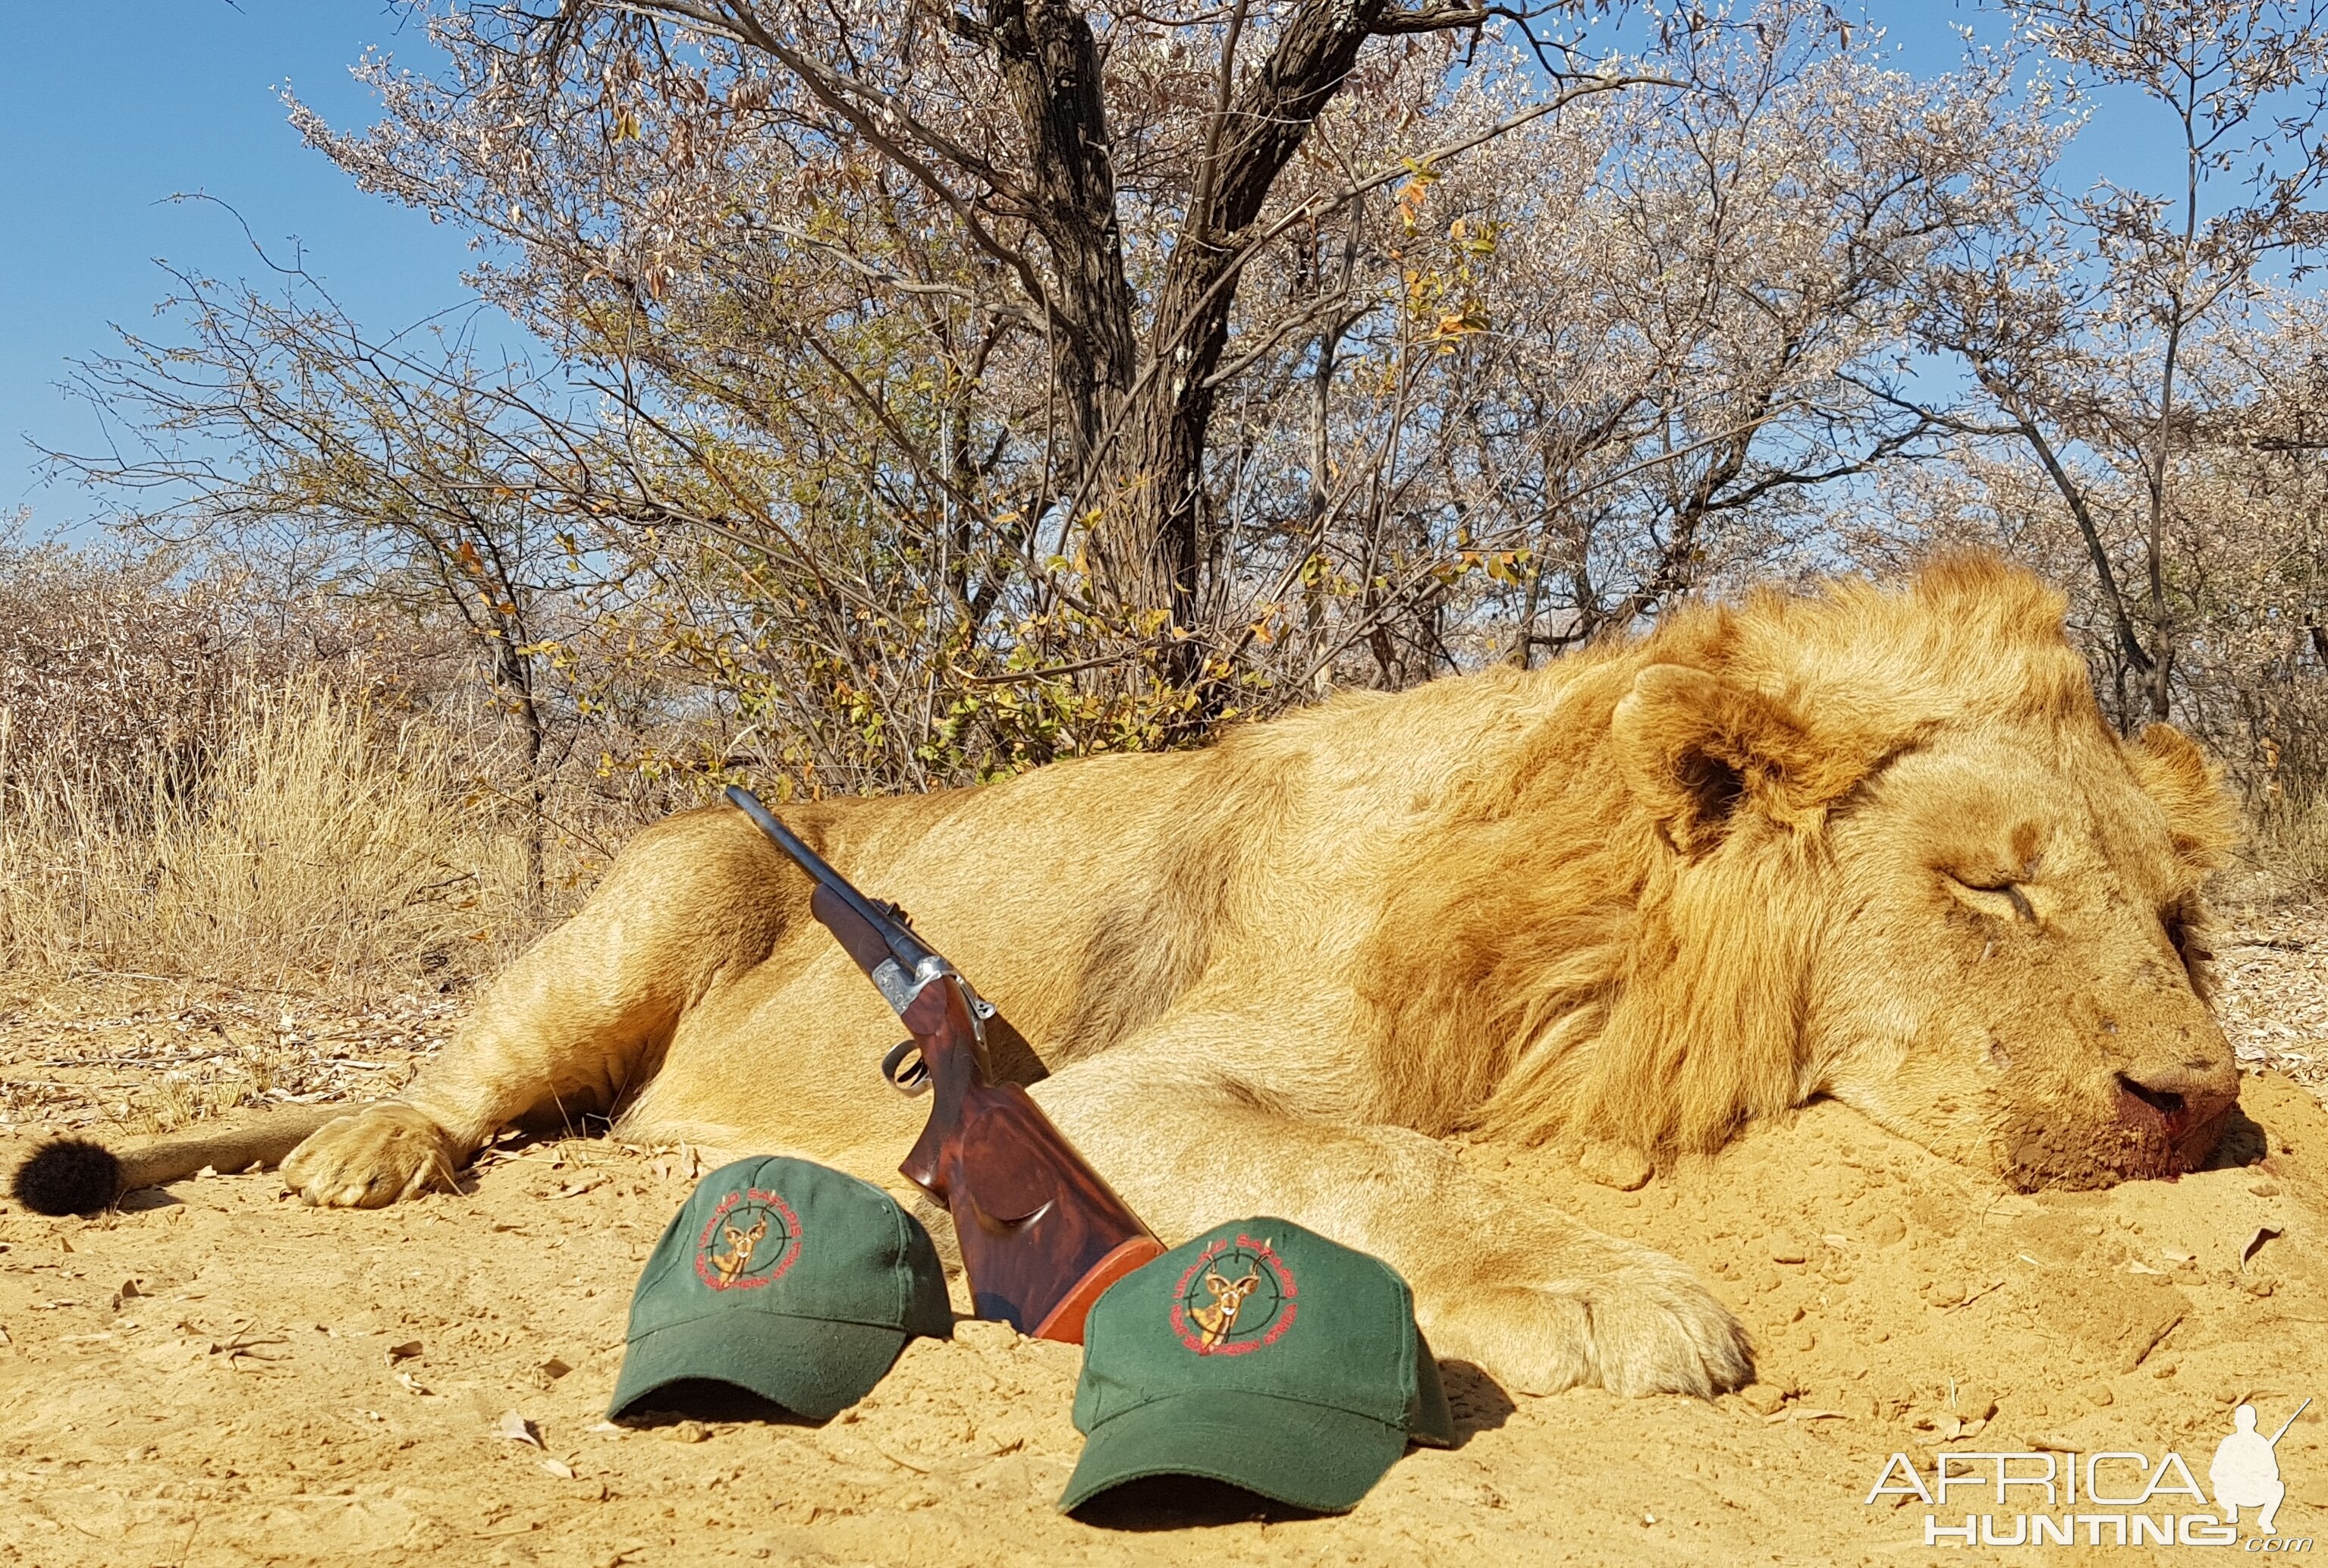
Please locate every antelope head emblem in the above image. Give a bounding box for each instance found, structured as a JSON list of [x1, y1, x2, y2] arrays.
[[710, 1214, 769, 1283], [1189, 1267, 1264, 1347]]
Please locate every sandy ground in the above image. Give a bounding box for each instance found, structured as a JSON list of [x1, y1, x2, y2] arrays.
[[4, 913, 2328, 1566]]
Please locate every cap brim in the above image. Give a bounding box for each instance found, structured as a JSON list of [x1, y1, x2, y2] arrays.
[[1058, 1390, 1408, 1516], [608, 1312, 907, 1424]]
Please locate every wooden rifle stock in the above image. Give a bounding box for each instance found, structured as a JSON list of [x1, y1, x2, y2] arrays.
[[894, 972, 1161, 1339], [727, 787, 1162, 1342]]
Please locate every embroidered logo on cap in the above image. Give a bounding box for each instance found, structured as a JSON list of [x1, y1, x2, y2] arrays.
[[693, 1186, 803, 1290], [1171, 1233, 1297, 1354]]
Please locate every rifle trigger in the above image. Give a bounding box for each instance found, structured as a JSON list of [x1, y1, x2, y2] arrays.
[[881, 1039, 932, 1097]]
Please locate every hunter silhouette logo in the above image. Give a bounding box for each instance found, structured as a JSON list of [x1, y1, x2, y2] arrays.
[[2214, 1398, 2309, 1536], [693, 1186, 803, 1291], [1171, 1235, 1297, 1355]]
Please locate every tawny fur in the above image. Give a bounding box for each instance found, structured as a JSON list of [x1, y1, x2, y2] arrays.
[[52, 553, 2245, 1400]]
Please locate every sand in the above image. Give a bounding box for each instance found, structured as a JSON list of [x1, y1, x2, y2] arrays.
[[3, 938, 2327, 1566]]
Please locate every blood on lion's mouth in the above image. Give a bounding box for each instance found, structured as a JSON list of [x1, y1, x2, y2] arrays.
[[2116, 1074, 2240, 1173], [2000, 1083, 2239, 1191]]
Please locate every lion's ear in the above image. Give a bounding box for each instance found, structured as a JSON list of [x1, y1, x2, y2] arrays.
[[1613, 664, 1865, 853], [2125, 723, 2238, 870]]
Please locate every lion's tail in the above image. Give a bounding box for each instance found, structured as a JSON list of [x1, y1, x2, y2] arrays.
[[8, 1103, 361, 1216]]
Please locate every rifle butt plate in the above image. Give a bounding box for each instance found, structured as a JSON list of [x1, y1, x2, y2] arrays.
[[1030, 1235, 1167, 1345]]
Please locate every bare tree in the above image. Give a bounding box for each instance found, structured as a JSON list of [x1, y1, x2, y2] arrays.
[[54, 264, 589, 900], [61, 2, 2053, 804], [294, 0, 1676, 688], [1917, 0, 2328, 723]]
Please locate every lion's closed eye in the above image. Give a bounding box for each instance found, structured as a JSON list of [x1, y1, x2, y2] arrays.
[[1944, 872, 2037, 924]]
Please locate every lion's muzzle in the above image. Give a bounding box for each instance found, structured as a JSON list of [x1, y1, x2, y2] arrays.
[[2112, 1062, 2240, 1176], [2000, 1058, 2240, 1190]]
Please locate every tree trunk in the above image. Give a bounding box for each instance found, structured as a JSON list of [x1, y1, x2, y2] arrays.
[[487, 624, 546, 909], [1085, 0, 1390, 650], [985, 0, 1139, 471]]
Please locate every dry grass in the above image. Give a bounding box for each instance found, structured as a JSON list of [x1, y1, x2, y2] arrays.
[[2234, 798, 2328, 904], [0, 678, 538, 992]]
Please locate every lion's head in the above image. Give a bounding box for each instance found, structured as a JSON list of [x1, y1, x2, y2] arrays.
[[1811, 722, 2242, 1183], [1365, 554, 2242, 1191], [1788, 577, 2242, 1189]]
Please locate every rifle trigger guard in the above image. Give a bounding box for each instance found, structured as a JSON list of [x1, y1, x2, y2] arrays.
[[881, 1039, 932, 1097]]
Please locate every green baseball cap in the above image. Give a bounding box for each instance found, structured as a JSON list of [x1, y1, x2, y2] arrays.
[[608, 1156, 952, 1422], [1060, 1217, 1453, 1515]]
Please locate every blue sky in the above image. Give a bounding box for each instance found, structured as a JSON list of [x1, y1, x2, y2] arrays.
[[0, 2, 479, 522], [0, 2, 2178, 529]]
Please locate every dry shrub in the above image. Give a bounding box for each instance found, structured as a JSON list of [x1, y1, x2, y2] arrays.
[[0, 678, 533, 990], [2226, 800, 2328, 908], [0, 529, 251, 792]]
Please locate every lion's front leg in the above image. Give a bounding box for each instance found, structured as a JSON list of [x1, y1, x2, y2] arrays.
[[281, 916, 663, 1208], [1030, 1050, 1752, 1398], [281, 1103, 464, 1209], [287, 806, 803, 1208]]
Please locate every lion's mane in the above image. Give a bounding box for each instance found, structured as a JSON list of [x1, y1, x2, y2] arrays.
[[1082, 555, 2237, 1160]]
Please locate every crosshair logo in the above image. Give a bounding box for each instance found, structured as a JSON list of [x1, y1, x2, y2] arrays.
[[1171, 1234, 1298, 1355], [693, 1186, 803, 1290]]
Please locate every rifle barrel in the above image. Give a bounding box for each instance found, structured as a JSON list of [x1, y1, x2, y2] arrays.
[[725, 786, 937, 971]]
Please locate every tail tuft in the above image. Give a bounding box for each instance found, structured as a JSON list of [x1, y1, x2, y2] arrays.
[[10, 1137, 124, 1217]]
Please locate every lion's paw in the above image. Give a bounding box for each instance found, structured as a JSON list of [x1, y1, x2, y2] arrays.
[[280, 1104, 460, 1208], [1424, 1246, 1752, 1399]]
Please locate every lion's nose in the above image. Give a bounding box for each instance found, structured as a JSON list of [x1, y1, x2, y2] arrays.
[[2115, 1060, 2238, 1163]]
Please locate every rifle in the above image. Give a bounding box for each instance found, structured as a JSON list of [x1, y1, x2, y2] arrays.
[[726, 785, 1164, 1343]]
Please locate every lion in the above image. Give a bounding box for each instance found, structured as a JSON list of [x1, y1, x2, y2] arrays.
[[11, 555, 2245, 1401]]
